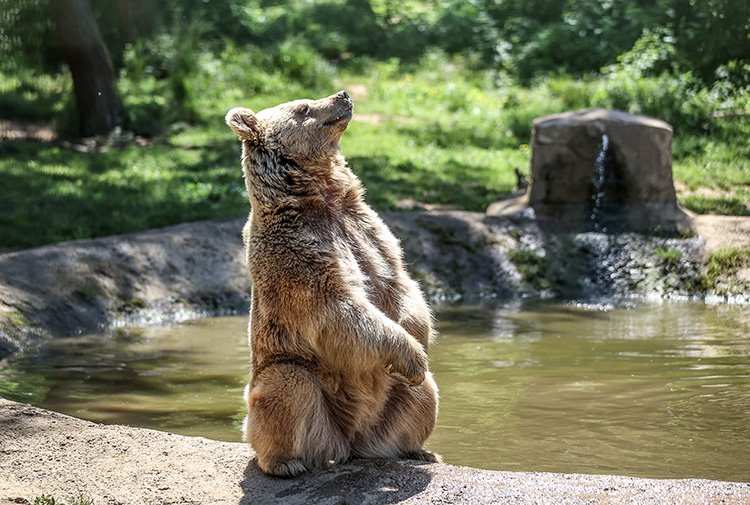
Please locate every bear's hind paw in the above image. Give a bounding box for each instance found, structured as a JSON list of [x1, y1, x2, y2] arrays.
[[403, 449, 442, 464], [260, 457, 308, 478]]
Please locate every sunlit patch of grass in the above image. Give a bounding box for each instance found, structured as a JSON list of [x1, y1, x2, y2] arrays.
[[701, 247, 750, 291], [2, 52, 749, 249], [343, 120, 526, 211], [0, 69, 71, 121], [337, 58, 553, 211], [0, 141, 249, 250], [673, 151, 750, 191], [654, 246, 682, 266]]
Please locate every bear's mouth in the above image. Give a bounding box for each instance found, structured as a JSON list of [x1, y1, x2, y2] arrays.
[[324, 108, 353, 126]]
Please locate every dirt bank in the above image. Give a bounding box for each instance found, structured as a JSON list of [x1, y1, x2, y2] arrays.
[[2, 398, 748, 505], [691, 214, 750, 252]]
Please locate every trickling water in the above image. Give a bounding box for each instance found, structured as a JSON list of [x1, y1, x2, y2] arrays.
[[2, 299, 750, 482], [590, 133, 610, 232]]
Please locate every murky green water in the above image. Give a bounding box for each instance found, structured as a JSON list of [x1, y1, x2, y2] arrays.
[[2, 299, 749, 482]]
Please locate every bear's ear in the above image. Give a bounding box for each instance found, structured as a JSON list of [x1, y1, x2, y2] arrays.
[[226, 107, 261, 142]]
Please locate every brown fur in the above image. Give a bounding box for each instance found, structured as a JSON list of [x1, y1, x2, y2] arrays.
[[226, 91, 439, 477]]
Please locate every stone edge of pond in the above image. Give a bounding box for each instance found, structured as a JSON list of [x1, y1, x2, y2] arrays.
[[1, 210, 748, 360], [2, 397, 749, 505]]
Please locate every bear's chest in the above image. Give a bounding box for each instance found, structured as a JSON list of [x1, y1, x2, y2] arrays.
[[334, 218, 402, 312], [248, 210, 401, 314]]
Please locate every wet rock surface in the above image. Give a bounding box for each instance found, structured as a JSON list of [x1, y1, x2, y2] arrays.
[[0, 217, 251, 357], [2, 398, 749, 505], [1, 210, 743, 359], [0, 213, 748, 502]]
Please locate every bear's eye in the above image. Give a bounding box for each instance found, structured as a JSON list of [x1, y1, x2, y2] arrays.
[[297, 104, 310, 116]]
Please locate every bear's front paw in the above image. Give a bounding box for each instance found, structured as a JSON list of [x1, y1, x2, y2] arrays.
[[392, 345, 428, 386]]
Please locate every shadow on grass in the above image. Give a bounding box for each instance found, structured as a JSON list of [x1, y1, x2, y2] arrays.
[[0, 139, 248, 250], [349, 155, 509, 213], [396, 122, 514, 150], [0, 88, 67, 123], [679, 195, 750, 217], [1, 140, 508, 250]]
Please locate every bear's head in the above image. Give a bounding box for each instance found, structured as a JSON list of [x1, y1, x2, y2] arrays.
[[226, 90, 353, 162]]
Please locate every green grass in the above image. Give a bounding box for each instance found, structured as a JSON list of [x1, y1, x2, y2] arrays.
[[338, 60, 544, 211], [0, 70, 72, 123], [671, 116, 750, 216], [654, 246, 682, 266], [701, 247, 750, 290], [678, 195, 750, 216], [507, 248, 556, 291], [0, 138, 249, 250], [1, 53, 748, 250], [34, 495, 93, 505]]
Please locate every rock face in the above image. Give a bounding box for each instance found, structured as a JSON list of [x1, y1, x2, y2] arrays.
[[0, 217, 251, 356], [0, 211, 721, 359], [2, 398, 750, 505], [528, 108, 690, 233]]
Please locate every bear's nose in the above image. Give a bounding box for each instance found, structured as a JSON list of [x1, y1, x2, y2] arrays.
[[336, 90, 350, 101]]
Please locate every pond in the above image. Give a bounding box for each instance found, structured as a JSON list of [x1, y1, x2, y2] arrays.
[[2, 299, 749, 482]]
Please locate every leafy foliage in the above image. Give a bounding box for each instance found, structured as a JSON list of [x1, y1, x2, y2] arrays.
[[0, 0, 748, 247], [3, 0, 748, 86]]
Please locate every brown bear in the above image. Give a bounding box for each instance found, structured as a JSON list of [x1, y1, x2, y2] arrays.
[[225, 90, 440, 477]]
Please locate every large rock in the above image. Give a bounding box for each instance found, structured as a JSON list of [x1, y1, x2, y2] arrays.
[[528, 108, 690, 233], [0, 213, 518, 356], [2, 398, 749, 505], [0, 211, 720, 358]]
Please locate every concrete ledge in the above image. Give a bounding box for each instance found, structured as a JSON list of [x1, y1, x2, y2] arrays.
[[2, 398, 748, 505]]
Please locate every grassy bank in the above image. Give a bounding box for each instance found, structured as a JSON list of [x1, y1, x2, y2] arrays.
[[1, 53, 748, 251]]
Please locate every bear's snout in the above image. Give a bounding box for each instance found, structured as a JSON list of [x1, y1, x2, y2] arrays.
[[334, 90, 353, 111], [321, 90, 354, 127]]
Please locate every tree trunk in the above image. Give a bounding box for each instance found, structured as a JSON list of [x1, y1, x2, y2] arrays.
[[50, 0, 122, 137]]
